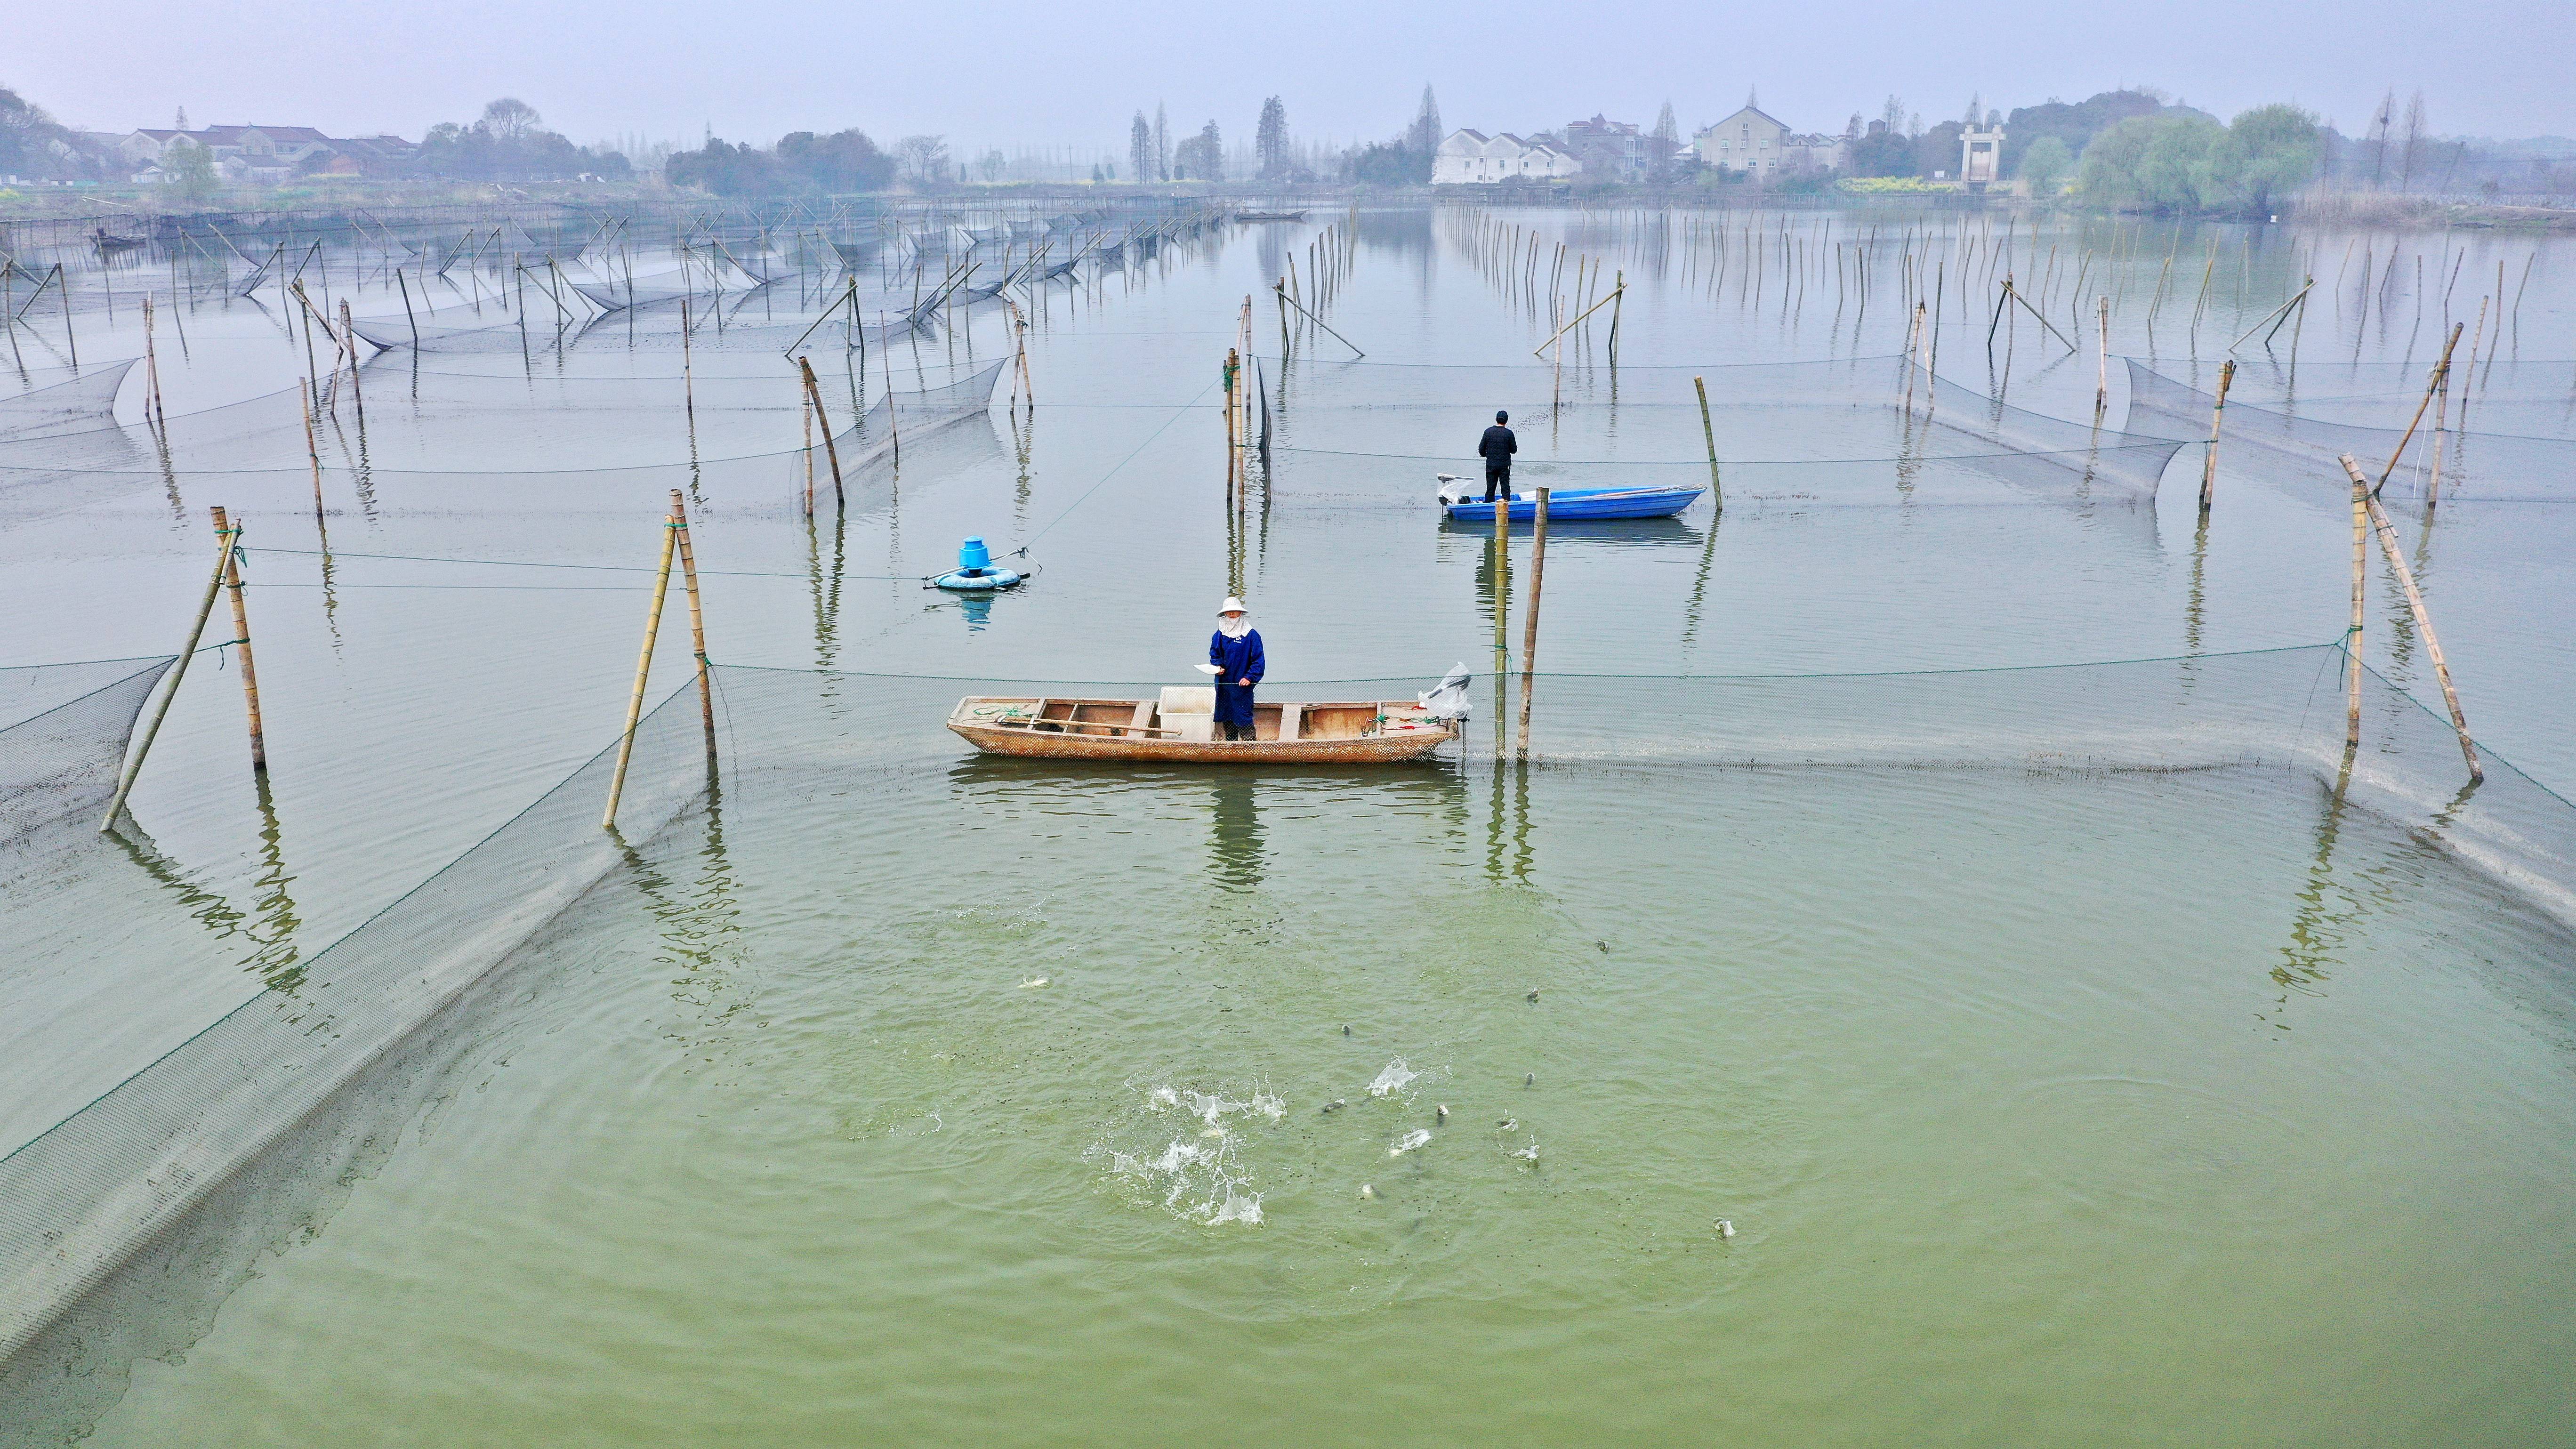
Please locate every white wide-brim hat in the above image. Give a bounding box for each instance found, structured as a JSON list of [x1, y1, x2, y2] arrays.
[[1217, 596, 1247, 615]]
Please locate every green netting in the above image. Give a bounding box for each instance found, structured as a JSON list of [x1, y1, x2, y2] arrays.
[[2125, 360, 2576, 500], [0, 656, 175, 846]]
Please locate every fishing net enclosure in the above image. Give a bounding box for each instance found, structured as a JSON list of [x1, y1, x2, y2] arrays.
[[0, 657, 174, 848], [820, 357, 1007, 474], [2124, 360, 2576, 500], [0, 680, 711, 1380], [1259, 356, 2192, 507], [0, 362, 137, 442], [6, 640, 2573, 1427]]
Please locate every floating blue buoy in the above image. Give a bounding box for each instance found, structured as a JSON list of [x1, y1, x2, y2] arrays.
[[931, 535, 1023, 591]]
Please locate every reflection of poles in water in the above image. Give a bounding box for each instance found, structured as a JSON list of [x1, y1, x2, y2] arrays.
[[609, 784, 746, 1054], [1509, 757, 1534, 881], [1490, 491, 1509, 759], [1516, 487, 1549, 755], [2183, 509, 2210, 660], [1680, 506, 1724, 651], [242, 771, 306, 992], [1208, 775, 1264, 892], [2270, 720, 2357, 1022], [105, 817, 253, 946]]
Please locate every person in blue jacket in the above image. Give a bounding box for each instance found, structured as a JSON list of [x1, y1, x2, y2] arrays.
[[1208, 596, 1265, 741]]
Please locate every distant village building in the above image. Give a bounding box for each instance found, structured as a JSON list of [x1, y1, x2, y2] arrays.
[[1958, 122, 2004, 190], [1432, 130, 1580, 186], [1693, 105, 1846, 179], [1550, 115, 1675, 184], [118, 125, 417, 183]]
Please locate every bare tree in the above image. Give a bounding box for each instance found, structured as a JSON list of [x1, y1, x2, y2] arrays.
[[2399, 91, 2428, 191], [2366, 89, 2394, 187], [894, 134, 949, 185], [480, 97, 542, 144], [1129, 111, 1153, 187]]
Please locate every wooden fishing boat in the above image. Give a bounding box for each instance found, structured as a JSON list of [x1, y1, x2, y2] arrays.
[[1442, 485, 1703, 522], [948, 688, 1455, 763], [1235, 210, 1309, 224]]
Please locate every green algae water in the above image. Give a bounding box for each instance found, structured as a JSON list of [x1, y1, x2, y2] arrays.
[[76, 685, 2576, 1446], [8, 204, 2576, 1446]]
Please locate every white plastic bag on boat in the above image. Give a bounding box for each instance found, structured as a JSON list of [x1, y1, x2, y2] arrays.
[[1419, 663, 1472, 720]]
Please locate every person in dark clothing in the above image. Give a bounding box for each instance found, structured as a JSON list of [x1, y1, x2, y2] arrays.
[[1208, 597, 1265, 741], [1477, 410, 1518, 501]]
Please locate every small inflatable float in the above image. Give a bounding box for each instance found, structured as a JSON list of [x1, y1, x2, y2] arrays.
[[930, 536, 1023, 591]]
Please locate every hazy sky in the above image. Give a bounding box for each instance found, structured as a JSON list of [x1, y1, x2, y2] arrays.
[[17, 0, 2574, 150]]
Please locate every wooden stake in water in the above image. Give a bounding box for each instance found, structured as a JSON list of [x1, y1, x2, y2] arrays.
[[1515, 487, 1549, 756], [211, 506, 266, 773], [669, 489, 717, 763], [2343, 455, 2480, 781], [2199, 359, 2234, 514], [604, 508, 680, 829], [1693, 376, 1723, 512], [298, 383, 327, 530], [2095, 295, 2111, 415], [2345, 460, 2367, 748], [99, 515, 236, 829], [798, 355, 845, 509]]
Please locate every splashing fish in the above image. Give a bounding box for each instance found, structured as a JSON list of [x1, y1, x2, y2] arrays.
[[1368, 1059, 1417, 1097], [1390, 1128, 1432, 1157]]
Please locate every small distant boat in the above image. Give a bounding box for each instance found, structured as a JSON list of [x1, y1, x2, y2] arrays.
[[948, 689, 1456, 764], [92, 230, 146, 252], [1235, 210, 1308, 224], [1440, 485, 1703, 522]]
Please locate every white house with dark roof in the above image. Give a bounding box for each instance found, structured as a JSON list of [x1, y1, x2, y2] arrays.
[[1433, 130, 1580, 186], [1693, 105, 1845, 178]]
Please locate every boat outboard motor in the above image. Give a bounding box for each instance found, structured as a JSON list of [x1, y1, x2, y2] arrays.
[[1435, 474, 1472, 507], [1418, 662, 1473, 721]]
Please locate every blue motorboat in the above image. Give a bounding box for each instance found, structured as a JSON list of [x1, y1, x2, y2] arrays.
[[1440, 485, 1703, 523]]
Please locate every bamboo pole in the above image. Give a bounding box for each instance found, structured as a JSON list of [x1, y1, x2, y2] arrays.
[[2377, 324, 2463, 491], [142, 295, 167, 432], [298, 383, 327, 528], [1693, 376, 1723, 513], [338, 298, 364, 427], [1532, 282, 1623, 359], [1515, 487, 1549, 756], [57, 264, 75, 368], [798, 355, 845, 508], [99, 515, 235, 829], [211, 506, 266, 773], [800, 386, 815, 515], [1276, 286, 1361, 357], [2342, 455, 2480, 780], [2198, 359, 2234, 513], [2345, 459, 2367, 748], [2095, 295, 2110, 415], [669, 489, 717, 763], [396, 268, 421, 349], [604, 508, 680, 829]]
